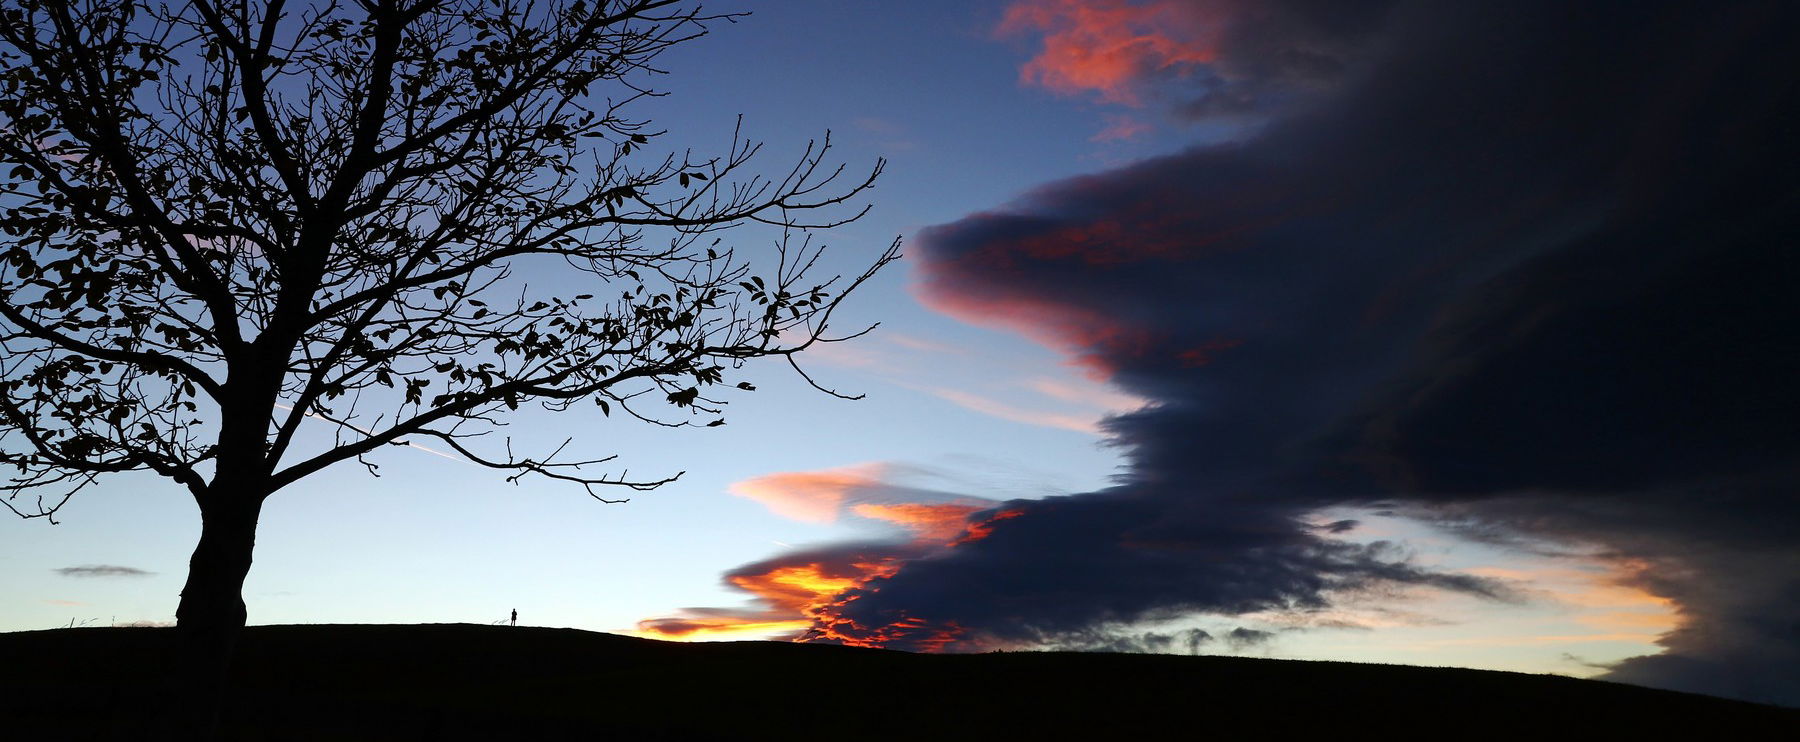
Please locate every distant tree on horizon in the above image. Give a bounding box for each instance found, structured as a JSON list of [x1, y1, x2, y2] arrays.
[[0, 0, 893, 731]]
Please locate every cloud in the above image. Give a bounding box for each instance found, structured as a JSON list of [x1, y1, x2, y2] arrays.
[[851, 502, 987, 543], [1225, 627, 1275, 650], [821, 491, 1502, 652], [728, 463, 888, 524], [851, 116, 920, 152], [54, 565, 152, 578], [915, 385, 1105, 434], [883, 333, 965, 355], [638, 467, 1020, 644], [633, 527, 1023, 647], [655, 0, 1798, 706], [1091, 113, 1154, 142], [1000, 0, 1399, 120], [1046, 627, 1214, 654], [1000, 0, 1220, 107], [728, 462, 998, 528], [1561, 653, 1620, 672], [856, 0, 1798, 705], [1024, 376, 1145, 412]]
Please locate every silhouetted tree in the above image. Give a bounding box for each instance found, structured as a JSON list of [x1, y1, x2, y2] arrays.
[[0, 0, 894, 730]]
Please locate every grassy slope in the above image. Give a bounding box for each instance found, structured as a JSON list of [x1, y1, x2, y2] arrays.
[[3, 623, 1793, 740]]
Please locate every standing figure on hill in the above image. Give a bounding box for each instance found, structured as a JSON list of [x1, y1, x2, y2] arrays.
[[510, 609, 517, 627]]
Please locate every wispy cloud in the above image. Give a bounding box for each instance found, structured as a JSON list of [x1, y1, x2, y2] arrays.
[[884, 332, 966, 355], [728, 462, 998, 529], [54, 565, 152, 578], [921, 385, 1104, 434], [272, 402, 469, 464], [1024, 376, 1146, 412], [1092, 113, 1153, 142], [852, 116, 921, 152], [728, 463, 888, 524], [783, 327, 1140, 435]]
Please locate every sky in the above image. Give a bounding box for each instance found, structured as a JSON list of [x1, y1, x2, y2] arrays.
[[3, 0, 1797, 708]]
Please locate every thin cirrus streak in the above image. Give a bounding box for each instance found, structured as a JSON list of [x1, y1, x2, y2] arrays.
[[1092, 113, 1154, 142], [270, 402, 468, 464], [915, 385, 1106, 434]]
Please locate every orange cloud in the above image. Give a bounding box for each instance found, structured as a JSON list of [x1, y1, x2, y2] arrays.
[[1000, 0, 1219, 106], [633, 616, 811, 641], [636, 491, 1026, 648], [731, 562, 894, 615], [728, 463, 887, 524], [634, 558, 905, 643], [951, 508, 1026, 547], [852, 502, 986, 543]]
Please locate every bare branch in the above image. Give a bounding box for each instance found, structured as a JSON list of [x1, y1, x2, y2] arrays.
[[0, 0, 894, 529]]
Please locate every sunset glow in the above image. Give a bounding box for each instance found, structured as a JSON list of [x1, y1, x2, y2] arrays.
[[635, 477, 1030, 648]]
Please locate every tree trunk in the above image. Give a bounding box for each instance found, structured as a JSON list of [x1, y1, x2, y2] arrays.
[[170, 493, 265, 738]]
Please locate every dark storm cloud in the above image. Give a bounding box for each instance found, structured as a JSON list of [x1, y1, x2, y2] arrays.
[[1413, 491, 1800, 706], [827, 489, 1506, 652], [875, 0, 1800, 705], [1172, 0, 1401, 118], [1046, 627, 1214, 655], [1225, 628, 1275, 650], [54, 564, 153, 578]]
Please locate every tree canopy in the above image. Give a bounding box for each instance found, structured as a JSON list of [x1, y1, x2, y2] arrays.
[[0, 0, 896, 522]]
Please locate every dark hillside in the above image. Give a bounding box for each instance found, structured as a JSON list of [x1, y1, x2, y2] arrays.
[[3, 624, 1792, 740]]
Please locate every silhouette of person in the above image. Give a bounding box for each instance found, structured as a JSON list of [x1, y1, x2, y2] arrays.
[[510, 608, 517, 627]]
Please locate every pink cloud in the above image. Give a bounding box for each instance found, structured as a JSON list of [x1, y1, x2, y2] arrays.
[[999, 0, 1220, 106], [728, 463, 888, 524], [918, 384, 1104, 434], [1025, 376, 1147, 412], [908, 273, 1157, 379]]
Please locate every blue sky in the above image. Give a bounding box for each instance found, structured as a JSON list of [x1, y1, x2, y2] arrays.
[[5, 0, 1149, 633]]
